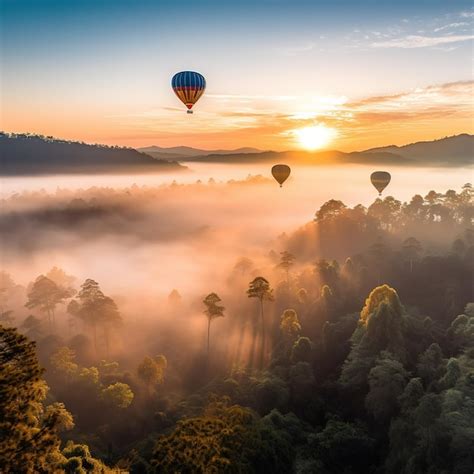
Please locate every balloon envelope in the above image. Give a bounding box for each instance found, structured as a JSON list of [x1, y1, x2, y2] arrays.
[[171, 71, 206, 113], [370, 171, 391, 195], [272, 164, 291, 187]]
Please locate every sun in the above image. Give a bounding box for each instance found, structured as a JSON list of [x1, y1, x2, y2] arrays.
[[293, 125, 337, 150]]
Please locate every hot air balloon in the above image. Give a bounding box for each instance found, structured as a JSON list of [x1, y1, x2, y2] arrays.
[[171, 71, 206, 114], [271, 164, 291, 187], [370, 171, 391, 195]]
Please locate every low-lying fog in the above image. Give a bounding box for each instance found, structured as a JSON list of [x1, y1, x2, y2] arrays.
[[1, 162, 471, 365], [2, 163, 470, 287]]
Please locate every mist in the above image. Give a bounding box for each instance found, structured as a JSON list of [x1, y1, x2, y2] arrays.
[[2, 162, 472, 471]]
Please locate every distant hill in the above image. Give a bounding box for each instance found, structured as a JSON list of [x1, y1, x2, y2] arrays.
[[0, 133, 185, 175], [138, 145, 262, 160], [140, 134, 472, 167], [362, 134, 473, 166], [179, 149, 413, 166]]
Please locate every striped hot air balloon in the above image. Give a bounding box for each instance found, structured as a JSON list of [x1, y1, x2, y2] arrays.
[[171, 71, 206, 114]]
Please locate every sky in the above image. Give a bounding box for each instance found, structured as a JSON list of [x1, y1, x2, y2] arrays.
[[1, 0, 473, 151]]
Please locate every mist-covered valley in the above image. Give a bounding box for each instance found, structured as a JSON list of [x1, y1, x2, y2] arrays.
[[1, 162, 473, 472]]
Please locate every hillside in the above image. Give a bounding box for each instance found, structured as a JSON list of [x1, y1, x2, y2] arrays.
[[138, 145, 262, 160], [141, 134, 472, 167], [180, 149, 413, 165], [0, 133, 185, 175], [363, 133, 473, 165]]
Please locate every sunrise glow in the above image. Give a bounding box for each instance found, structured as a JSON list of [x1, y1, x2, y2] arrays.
[[293, 125, 338, 150]]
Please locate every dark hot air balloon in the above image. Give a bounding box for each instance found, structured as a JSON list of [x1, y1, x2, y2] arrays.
[[272, 164, 291, 187], [171, 71, 206, 114], [370, 171, 391, 195]]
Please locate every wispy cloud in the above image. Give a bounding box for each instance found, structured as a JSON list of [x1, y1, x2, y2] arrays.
[[371, 34, 474, 48], [434, 22, 468, 32], [279, 41, 316, 56], [106, 81, 473, 150]]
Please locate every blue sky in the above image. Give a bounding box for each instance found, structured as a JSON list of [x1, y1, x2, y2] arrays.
[[1, 0, 473, 149]]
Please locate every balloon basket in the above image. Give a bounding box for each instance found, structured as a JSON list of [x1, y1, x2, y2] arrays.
[[187, 110, 193, 114]]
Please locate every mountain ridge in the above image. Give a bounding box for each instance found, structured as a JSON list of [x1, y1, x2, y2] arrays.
[[0, 133, 185, 176], [139, 134, 472, 167], [138, 145, 263, 159]]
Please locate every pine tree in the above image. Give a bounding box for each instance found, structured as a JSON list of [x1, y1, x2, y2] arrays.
[[0, 325, 60, 471], [25, 275, 72, 329], [202, 293, 225, 359], [247, 277, 274, 368]]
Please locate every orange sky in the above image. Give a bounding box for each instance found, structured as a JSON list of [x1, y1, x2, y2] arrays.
[[3, 2, 473, 152], [2, 80, 472, 151]]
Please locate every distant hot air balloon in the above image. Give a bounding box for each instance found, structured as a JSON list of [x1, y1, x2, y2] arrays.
[[271, 164, 291, 187], [171, 71, 206, 114], [370, 171, 391, 196]]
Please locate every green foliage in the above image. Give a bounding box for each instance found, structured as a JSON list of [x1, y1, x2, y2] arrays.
[[137, 355, 167, 388], [25, 275, 72, 327], [254, 374, 290, 414], [45, 402, 75, 432], [203, 292, 225, 356], [311, 418, 375, 473], [398, 378, 424, 413], [247, 277, 274, 367], [278, 251, 295, 271], [290, 337, 313, 363], [68, 279, 121, 356], [340, 286, 408, 394], [101, 382, 134, 409], [386, 349, 474, 473], [152, 398, 258, 473], [22, 314, 43, 340], [0, 325, 61, 471], [365, 351, 409, 421], [280, 309, 301, 339], [448, 307, 474, 351], [247, 276, 274, 302], [315, 199, 346, 221], [50, 346, 79, 377], [416, 343, 445, 387], [439, 357, 461, 389], [61, 441, 111, 473], [151, 397, 295, 474], [78, 366, 100, 386], [296, 287, 308, 303], [360, 284, 403, 324], [203, 292, 225, 321], [288, 362, 316, 408], [278, 251, 296, 284]]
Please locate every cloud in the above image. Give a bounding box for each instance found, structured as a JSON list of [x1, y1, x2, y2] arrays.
[[371, 34, 474, 49], [103, 80, 473, 151], [279, 41, 316, 56], [434, 22, 469, 32]]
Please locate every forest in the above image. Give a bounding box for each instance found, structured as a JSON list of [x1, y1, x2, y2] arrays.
[[0, 133, 183, 175], [1, 181, 473, 473]]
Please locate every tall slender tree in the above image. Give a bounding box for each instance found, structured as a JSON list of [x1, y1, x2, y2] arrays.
[[25, 275, 72, 329], [67, 279, 121, 358], [402, 237, 422, 273], [278, 251, 296, 286], [247, 277, 274, 368], [202, 293, 225, 359]]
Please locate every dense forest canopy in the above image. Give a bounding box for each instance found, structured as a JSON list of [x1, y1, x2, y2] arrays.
[[0, 180, 472, 473]]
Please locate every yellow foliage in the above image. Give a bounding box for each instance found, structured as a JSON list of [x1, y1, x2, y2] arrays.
[[360, 285, 402, 324]]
